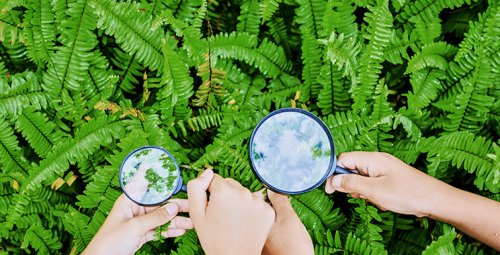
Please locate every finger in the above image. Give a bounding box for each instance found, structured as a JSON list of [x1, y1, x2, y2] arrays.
[[252, 189, 266, 200], [169, 199, 189, 212], [267, 190, 295, 218], [187, 169, 214, 222], [351, 193, 361, 198], [330, 174, 375, 196], [161, 228, 187, 238], [337, 152, 388, 177], [325, 177, 336, 194], [224, 178, 244, 190], [131, 202, 178, 232], [206, 174, 225, 193], [168, 216, 193, 229]]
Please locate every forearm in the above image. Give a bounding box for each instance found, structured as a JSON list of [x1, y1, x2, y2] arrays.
[[427, 182, 500, 250]]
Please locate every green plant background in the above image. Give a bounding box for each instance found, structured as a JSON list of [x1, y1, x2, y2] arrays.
[[0, 0, 498, 254]]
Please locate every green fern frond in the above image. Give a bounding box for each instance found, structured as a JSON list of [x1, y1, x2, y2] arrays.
[[0, 116, 30, 178], [237, 0, 261, 35], [22, 116, 125, 191], [320, 31, 361, 86], [295, 0, 325, 38], [298, 32, 322, 98], [389, 228, 431, 255], [260, 0, 282, 22], [397, 0, 479, 24], [0, 72, 48, 118], [170, 0, 204, 22], [295, 0, 325, 97], [176, 106, 230, 134], [384, 29, 418, 65], [152, 9, 206, 64], [392, 109, 423, 141], [170, 230, 200, 255], [323, 110, 368, 152], [406, 42, 457, 74], [425, 131, 499, 192], [23, 0, 56, 65], [351, 0, 392, 113], [357, 79, 394, 152], [265, 17, 293, 58], [315, 230, 388, 255], [109, 47, 144, 94], [317, 61, 352, 115], [21, 224, 62, 254], [291, 190, 346, 240], [63, 207, 92, 253], [321, 0, 358, 39], [411, 16, 442, 44], [444, 59, 495, 133], [156, 40, 193, 117], [14, 107, 63, 158], [210, 32, 292, 78], [90, 0, 164, 70], [87, 54, 117, 101], [41, 0, 98, 95], [406, 68, 446, 111], [392, 137, 430, 164], [443, 6, 497, 92], [422, 230, 456, 254]]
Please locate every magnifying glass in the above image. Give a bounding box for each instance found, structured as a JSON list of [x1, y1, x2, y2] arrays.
[[119, 146, 187, 206], [249, 108, 353, 195]]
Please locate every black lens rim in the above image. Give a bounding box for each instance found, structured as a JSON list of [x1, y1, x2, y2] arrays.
[[249, 108, 337, 195], [119, 145, 181, 206]]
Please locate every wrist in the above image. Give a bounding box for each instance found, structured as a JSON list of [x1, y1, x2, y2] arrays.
[[421, 178, 464, 222]]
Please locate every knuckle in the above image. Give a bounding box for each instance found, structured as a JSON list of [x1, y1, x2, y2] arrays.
[[341, 175, 356, 189], [129, 218, 143, 231], [186, 179, 197, 190], [155, 207, 170, 219]]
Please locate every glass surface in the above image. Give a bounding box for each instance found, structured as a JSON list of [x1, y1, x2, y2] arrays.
[[251, 111, 333, 192], [121, 147, 179, 205]]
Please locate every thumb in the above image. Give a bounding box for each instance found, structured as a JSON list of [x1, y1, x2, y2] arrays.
[[330, 174, 374, 195], [131, 203, 179, 232], [267, 190, 295, 218], [187, 169, 214, 223]]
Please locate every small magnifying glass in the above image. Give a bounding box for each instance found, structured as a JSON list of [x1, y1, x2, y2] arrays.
[[249, 108, 354, 195], [119, 146, 187, 206]]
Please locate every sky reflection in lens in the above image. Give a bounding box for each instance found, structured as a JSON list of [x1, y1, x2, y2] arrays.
[[251, 111, 332, 192], [121, 147, 179, 205]]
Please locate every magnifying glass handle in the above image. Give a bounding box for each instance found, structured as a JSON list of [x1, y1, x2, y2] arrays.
[[335, 165, 354, 175]]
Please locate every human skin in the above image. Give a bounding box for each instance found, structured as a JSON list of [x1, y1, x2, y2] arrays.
[[187, 169, 276, 255], [82, 195, 193, 255], [325, 151, 500, 251], [262, 190, 314, 255]]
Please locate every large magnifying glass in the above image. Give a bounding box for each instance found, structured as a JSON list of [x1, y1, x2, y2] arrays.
[[119, 146, 187, 206], [249, 108, 353, 195]]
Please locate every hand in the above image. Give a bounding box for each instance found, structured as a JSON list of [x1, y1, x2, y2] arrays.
[[263, 190, 314, 255], [187, 169, 276, 255], [325, 151, 445, 217], [325, 152, 500, 250], [82, 194, 193, 255]]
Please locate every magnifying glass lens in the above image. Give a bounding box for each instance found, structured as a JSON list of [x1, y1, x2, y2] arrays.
[[120, 147, 180, 205], [250, 111, 333, 193]]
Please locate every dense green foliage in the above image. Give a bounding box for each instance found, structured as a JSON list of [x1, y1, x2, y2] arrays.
[[0, 0, 498, 254]]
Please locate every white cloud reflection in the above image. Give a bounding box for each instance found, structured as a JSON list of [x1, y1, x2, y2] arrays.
[[252, 111, 332, 192]]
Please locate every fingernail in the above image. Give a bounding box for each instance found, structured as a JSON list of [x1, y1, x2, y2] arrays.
[[201, 169, 211, 177], [165, 203, 178, 215], [333, 175, 342, 188]]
